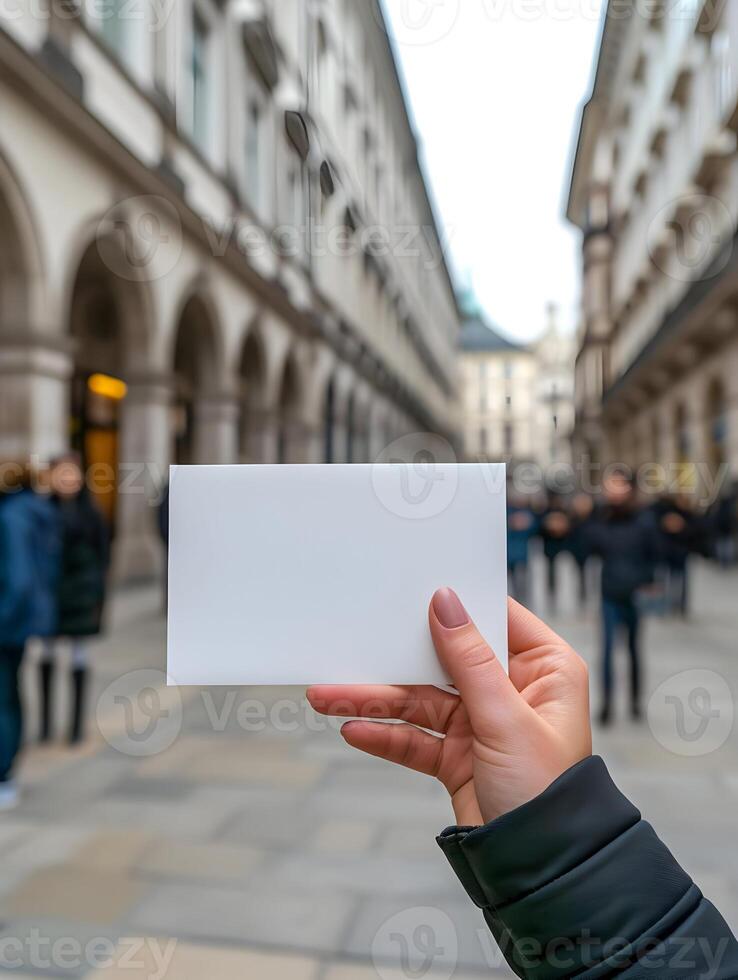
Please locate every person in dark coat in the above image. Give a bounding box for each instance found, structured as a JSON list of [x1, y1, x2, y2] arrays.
[[0, 462, 61, 808], [651, 493, 700, 617], [40, 453, 109, 745], [711, 482, 737, 567], [307, 590, 738, 978], [539, 495, 571, 614], [506, 493, 539, 606], [586, 470, 660, 725], [567, 491, 595, 609]]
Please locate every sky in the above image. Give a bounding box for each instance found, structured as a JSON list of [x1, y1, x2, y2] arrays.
[[382, 0, 606, 342]]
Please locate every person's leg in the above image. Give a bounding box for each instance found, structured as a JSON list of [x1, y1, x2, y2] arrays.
[[0, 644, 26, 784], [547, 555, 557, 613], [39, 638, 56, 743], [510, 561, 528, 606], [599, 600, 617, 724], [679, 559, 689, 617], [624, 601, 642, 719], [517, 560, 530, 608], [577, 559, 587, 608], [69, 639, 89, 745]]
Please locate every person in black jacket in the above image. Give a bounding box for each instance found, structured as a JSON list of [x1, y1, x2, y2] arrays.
[[0, 462, 61, 809], [651, 493, 702, 617], [539, 495, 571, 614], [567, 491, 595, 610], [39, 454, 110, 745], [307, 589, 738, 979], [586, 470, 660, 725]]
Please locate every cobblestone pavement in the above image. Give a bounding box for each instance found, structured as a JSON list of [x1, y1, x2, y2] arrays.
[[0, 558, 736, 978]]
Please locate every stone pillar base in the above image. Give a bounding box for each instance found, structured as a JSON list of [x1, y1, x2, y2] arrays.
[[113, 375, 172, 583], [0, 335, 73, 460], [194, 395, 240, 464]]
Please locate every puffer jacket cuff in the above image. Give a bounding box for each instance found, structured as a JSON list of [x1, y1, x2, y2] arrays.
[[436, 756, 698, 978]]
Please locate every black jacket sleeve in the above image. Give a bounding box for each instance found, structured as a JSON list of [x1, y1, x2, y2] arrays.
[[437, 756, 738, 979]]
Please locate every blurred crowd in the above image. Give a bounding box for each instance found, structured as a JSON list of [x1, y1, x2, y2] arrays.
[[508, 471, 738, 726], [0, 455, 109, 811], [1, 456, 737, 810]]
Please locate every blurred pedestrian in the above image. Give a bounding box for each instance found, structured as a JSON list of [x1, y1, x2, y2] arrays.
[[506, 493, 538, 605], [568, 491, 595, 609], [651, 493, 699, 617], [39, 454, 109, 745], [711, 482, 737, 567], [539, 494, 570, 614], [586, 470, 659, 726], [0, 461, 61, 809]]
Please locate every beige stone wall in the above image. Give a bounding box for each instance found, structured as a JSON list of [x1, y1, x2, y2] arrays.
[[0, 1, 460, 580], [568, 1, 738, 494]]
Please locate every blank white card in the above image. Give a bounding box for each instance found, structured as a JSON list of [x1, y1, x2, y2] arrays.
[[167, 463, 507, 686]]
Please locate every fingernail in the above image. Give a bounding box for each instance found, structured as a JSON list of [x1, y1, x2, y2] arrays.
[[433, 588, 469, 629]]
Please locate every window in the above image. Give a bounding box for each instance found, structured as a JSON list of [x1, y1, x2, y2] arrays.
[[245, 101, 262, 207], [286, 163, 305, 259], [503, 359, 513, 380], [190, 11, 210, 152]]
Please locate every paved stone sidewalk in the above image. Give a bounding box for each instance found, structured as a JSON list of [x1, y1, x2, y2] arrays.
[[0, 560, 736, 979]]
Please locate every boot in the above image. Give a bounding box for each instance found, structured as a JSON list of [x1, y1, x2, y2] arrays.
[[597, 702, 612, 727], [39, 659, 54, 743], [69, 666, 88, 745]]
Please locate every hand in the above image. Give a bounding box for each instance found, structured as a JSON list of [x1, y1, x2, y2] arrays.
[[307, 589, 591, 826]]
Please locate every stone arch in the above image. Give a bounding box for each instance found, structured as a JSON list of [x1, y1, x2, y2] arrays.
[[171, 290, 226, 465], [66, 235, 156, 525], [276, 345, 311, 463], [323, 373, 338, 463], [238, 318, 270, 462], [706, 375, 727, 473], [0, 147, 45, 329]]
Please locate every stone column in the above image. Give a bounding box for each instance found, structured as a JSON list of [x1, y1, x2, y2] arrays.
[[0, 335, 73, 460], [242, 407, 280, 463], [113, 374, 173, 582], [286, 420, 323, 463], [193, 394, 240, 464]]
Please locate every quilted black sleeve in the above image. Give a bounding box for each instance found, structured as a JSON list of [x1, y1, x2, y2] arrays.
[[437, 756, 738, 979]]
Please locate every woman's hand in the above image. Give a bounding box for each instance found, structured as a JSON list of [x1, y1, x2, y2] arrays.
[[307, 589, 592, 826]]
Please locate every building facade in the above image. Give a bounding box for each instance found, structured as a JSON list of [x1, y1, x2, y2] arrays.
[[460, 300, 574, 470], [0, 0, 460, 579], [532, 304, 576, 469], [567, 0, 738, 497]]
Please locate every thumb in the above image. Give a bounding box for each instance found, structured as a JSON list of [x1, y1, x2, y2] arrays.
[[429, 588, 519, 732]]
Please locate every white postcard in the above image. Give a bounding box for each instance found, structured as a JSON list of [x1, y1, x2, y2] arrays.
[[166, 463, 507, 686]]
